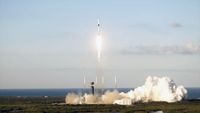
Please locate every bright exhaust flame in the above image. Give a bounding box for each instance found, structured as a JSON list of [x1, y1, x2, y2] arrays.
[[96, 34, 102, 62]]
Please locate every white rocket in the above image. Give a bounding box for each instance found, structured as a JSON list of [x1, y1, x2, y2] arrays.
[[97, 18, 100, 32]]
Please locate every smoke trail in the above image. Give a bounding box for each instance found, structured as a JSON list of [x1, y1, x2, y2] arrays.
[[65, 76, 187, 105]]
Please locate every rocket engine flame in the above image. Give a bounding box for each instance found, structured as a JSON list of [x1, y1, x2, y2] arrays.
[[96, 34, 102, 62], [96, 18, 102, 62]]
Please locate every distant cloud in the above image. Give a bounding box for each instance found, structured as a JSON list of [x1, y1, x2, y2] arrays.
[[120, 43, 200, 55], [170, 22, 183, 28]]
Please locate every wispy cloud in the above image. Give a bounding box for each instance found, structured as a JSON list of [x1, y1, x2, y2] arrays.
[[120, 43, 200, 55], [170, 22, 183, 28]]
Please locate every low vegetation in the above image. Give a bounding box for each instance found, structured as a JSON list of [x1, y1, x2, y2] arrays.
[[0, 97, 199, 113]]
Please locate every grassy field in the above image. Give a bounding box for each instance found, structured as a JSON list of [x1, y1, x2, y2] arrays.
[[0, 97, 200, 113]]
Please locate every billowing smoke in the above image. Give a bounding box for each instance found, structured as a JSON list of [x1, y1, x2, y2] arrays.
[[102, 90, 122, 104], [65, 76, 187, 105], [65, 93, 81, 104], [114, 76, 187, 105]]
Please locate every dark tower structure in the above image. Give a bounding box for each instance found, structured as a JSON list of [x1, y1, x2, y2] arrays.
[[90, 82, 95, 95]]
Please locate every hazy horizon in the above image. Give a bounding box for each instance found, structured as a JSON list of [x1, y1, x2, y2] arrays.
[[0, 0, 200, 88]]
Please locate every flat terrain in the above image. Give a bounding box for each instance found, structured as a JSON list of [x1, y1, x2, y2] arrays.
[[0, 97, 200, 113]]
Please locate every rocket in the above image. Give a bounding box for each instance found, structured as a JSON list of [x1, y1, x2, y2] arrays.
[[97, 19, 100, 26], [97, 19, 100, 33]]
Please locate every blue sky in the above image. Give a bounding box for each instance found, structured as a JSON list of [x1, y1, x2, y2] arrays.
[[0, 0, 200, 88]]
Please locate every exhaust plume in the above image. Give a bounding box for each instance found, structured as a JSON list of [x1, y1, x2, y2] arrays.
[[65, 76, 187, 105]]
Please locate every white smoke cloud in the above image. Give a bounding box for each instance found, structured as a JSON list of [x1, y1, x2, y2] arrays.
[[114, 76, 187, 104], [120, 43, 200, 55], [84, 94, 99, 104], [65, 76, 187, 105], [102, 90, 122, 104], [65, 93, 81, 104]]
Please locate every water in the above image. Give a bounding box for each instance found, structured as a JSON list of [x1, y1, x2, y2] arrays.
[[0, 88, 199, 99]]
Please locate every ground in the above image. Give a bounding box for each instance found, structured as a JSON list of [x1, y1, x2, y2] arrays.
[[0, 97, 199, 113]]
